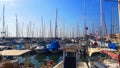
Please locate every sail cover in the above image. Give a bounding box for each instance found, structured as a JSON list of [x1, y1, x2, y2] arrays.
[[108, 43, 117, 50], [48, 40, 60, 51]]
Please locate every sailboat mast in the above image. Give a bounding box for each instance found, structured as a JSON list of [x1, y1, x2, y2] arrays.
[[2, 5, 5, 37], [21, 22, 24, 37], [41, 16, 44, 38], [16, 14, 19, 37], [112, 5, 115, 35], [29, 21, 31, 37], [100, 0, 103, 37], [72, 26, 75, 38], [50, 20, 52, 38], [92, 18, 94, 36], [55, 8, 58, 38], [27, 24, 29, 37], [118, 0, 120, 33], [103, 11, 107, 36], [105, 0, 120, 33], [84, 0, 86, 37], [76, 22, 79, 38], [6, 25, 8, 37], [44, 22, 46, 38], [111, 4, 115, 38], [63, 21, 65, 38], [32, 23, 35, 37]]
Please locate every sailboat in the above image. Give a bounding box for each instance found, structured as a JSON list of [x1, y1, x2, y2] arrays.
[[47, 8, 61, 53], [106, 10, 120, 44], [105, 0, 120, 43], [0, 5, 7, 45]]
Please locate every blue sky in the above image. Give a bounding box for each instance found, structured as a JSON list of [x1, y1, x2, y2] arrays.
[[0, 0, 119, 37]]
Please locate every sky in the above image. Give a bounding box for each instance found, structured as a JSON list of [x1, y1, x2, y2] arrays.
[[0, 0, 119, 37]]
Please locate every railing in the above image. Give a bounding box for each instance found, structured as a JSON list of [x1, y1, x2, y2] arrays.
[[53, 61, 63, 68]]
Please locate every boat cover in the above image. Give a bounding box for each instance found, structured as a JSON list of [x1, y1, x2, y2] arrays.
[[48, 40, 60, 51], [108, 43, 117, 50], [18, 44, 22, 50]]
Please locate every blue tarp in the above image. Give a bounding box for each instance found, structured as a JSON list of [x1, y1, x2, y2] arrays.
[[18, 44, 22, 50], [108, 43, 117, 50], [48, 40, 60, 51]]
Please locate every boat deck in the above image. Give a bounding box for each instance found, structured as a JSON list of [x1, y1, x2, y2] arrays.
[[77, 62, 88, 68], [103, 59, 119, 68], [53, 61, 88, 68], [90, 59, 119, 68]]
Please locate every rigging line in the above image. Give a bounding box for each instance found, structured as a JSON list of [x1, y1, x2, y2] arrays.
[[103, 0, 108, 35], [0, 11, 3, 24]]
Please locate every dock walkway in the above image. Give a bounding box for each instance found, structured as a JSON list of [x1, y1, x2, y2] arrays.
[[77, 62, 88, 68]]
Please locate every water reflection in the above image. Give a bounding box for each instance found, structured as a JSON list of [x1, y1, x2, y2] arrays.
[[35, 52, 63, 64], [19, 52, 63, 68]]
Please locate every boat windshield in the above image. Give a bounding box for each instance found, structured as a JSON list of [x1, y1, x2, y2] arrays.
[[66, 52, 75, 57]]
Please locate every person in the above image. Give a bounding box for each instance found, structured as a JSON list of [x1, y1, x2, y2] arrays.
[[93, 41, 98, 47], [3, 62, 20, 68], [40, 59, 52, 68], [49, 60, 54, 65]]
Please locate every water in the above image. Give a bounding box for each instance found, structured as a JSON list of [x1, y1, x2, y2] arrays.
[[19, 52, 63, 68]]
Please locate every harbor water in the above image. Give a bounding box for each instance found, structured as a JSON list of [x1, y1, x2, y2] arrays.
[[18, 52, 63, 68]]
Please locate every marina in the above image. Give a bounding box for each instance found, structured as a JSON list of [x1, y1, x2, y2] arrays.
[[0, 0, 120, 68]]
